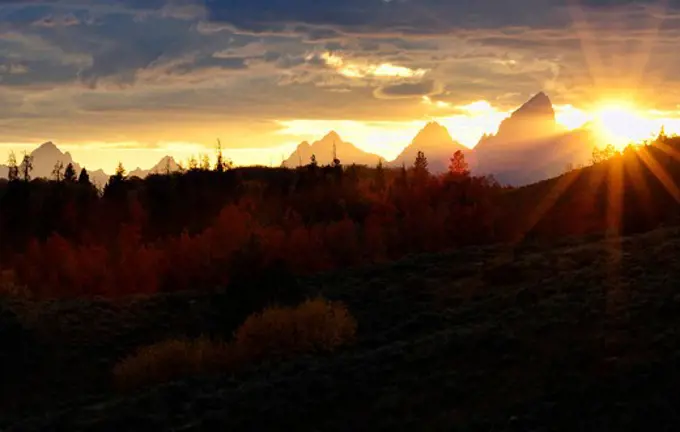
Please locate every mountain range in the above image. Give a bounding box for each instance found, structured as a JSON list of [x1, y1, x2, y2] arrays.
[[282, 91, 598, 185], [0, 142, 111, 188], [281, 131, 385, 167], [128, 156, 181, 178], [0, 92, 600, 187], [472, 92, 596, 185], [0, 143, 182, 187], [388, 121, 470, 173]]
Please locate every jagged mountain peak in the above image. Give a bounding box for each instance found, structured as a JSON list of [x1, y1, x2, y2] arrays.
[[32, 141, 63, 156], [388, 121, 468, 174], [513, 91, 554, 118], [37, 141, 57, 150], [322, 130, 342, 141], [296, 141, 311, 150], [282, 131, 383, 167], [412, 121, 454, 146]]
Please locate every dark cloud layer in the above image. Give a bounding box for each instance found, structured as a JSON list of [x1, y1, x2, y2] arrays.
[[203, 0, 680, 36], [374, 79, 441, 99]]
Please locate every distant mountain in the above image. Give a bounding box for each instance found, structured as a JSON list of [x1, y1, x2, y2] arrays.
[[129, 156, 181, 178], [30, 141, 82, 179], [88, 169, 110, 189], [389, 122, 470, 174], [282, 131, 385, 167], [0, 142, 180, 187], [472, 92, 594, 186]]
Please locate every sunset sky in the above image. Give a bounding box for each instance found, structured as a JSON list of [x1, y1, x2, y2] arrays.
[[3, 0, 680, 172]]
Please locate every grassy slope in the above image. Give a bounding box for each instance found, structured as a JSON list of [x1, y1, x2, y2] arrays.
[[4, 226, 680, 431]]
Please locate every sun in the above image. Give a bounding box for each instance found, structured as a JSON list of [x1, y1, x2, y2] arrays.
[[592, 100, 658, 149]]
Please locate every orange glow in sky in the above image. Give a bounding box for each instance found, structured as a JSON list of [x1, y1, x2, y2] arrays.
[[3, 100, 680, 172]]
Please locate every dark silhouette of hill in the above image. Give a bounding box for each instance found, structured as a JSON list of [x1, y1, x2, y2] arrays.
[[389, 121, 471, 173], [473, 92, 595, 185], [491, 136, 680, 243], [4, 223, 680, 430], [282, 131, 385, 167]]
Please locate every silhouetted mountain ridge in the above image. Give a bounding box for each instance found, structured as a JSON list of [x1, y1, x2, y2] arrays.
[[2, 92, 601, 187], [129, 156, 181, 178], [282, 132, 385, 167], [0, 142, 180, 186], [389, 121, 470, 173], [473, 92, 594, 185]]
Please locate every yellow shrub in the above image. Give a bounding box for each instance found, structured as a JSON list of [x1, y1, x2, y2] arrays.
[[233, 298, 357, 361], [112, 337, 235, 391], [112, 297, 357, 391]]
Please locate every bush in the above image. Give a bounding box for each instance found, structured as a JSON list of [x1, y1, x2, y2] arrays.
[[0, 269, 31, 298], [112, 337, 235, 391], [112, 298, 357, 391], [233, 298, 357, 361]]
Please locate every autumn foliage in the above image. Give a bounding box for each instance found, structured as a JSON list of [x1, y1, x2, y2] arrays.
[[113, 337, 235, 391], [112, 298, 356, 391], [233, 298, 357, 361], [0, 152, 500, 298], [2, 134, 680, 299]]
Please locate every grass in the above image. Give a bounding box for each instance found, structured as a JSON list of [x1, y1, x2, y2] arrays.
[[3, 226, 680, 430]]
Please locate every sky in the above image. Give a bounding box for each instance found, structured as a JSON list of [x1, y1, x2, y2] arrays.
[[3, 0, 680, 172]]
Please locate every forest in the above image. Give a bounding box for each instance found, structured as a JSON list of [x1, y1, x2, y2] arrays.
[[1, 133, 679, 301]]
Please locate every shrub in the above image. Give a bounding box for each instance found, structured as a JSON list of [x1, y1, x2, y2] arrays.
[[0, 269, 31, 298], [112, 337, 235, 391], [233, 298, 357, 361], [112, 298, 357, 391]]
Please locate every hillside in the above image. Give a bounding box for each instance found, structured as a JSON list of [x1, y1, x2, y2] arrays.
[[3, 224, 680, 430]]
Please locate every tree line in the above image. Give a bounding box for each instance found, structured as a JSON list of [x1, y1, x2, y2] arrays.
[[2, 132, 680, 299]]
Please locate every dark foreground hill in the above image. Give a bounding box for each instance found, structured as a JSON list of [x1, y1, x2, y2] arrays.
[[3, 225, 680, 431]]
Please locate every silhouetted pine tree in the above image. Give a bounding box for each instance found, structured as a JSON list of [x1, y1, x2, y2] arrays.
[[19, 152, 33, 182], [215, 139, 225, 173], [7, 151, 19, 182], [78, 168, 90, 185], [64, 163, 77, 182], [374, 159, 386, 191], [413, 151, 429, 183]]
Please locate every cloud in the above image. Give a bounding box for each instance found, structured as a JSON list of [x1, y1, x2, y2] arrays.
[[374, 79, 442, 99], [3, 0, 680, 169], [32, 13, 81, 27], [202, 0, 571, 36], [0, 62, 28, 74], [318, 51, 428, 79]]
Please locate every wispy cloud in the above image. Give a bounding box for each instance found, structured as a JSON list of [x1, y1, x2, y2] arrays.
[[319, 52, 428, 79]]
